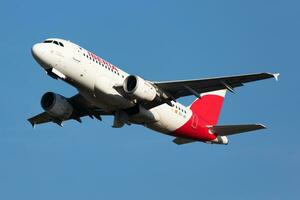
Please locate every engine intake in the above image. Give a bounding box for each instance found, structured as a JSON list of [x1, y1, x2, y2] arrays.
[[123, 75, 157, 102], [41, 92, 73, 119]]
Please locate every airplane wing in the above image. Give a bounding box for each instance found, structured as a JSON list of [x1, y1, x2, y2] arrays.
[[154, 73, 279, 99], [208, 124, 266, 136], [28, 94, 111, 127], [28, 112, 53, 125]]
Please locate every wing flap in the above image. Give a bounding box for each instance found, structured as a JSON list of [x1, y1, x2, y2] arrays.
[[209, 124, 266, 136]]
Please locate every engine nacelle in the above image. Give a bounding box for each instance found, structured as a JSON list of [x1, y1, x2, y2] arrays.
[[41, 92, 73, 119], [123, 75, 157, 102]]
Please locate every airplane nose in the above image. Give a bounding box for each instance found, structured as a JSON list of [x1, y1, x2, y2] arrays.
[[31, 43, 45, 59]]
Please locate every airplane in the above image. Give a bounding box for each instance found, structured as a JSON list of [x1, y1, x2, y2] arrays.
[[28, 38, 279, 145]]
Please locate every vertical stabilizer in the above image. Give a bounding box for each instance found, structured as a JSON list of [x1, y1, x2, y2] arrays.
[[189, 89, 226, 126]]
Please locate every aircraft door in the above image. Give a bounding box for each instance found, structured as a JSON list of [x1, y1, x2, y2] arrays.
[[72, 47, 82, 63], [72, 47, 87, 78], [191, 114, 198, 129]]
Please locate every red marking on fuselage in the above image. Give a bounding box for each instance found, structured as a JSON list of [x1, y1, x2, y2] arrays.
[[87, 51, 119, 71], [173, 94, 224, 141]]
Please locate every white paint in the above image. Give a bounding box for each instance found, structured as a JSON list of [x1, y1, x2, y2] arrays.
[[51, 68, 66, 79], [200, 89, 227, 98]]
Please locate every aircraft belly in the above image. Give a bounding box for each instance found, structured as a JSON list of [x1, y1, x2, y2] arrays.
[[145, 104, 191, 134]]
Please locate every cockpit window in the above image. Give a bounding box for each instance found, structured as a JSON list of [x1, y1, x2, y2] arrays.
[[43, 40, 64, 47]]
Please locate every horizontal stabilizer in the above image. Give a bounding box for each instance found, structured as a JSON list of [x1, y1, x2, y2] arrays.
[[173, 137, 196, 145], [209, 124, 266, 136]]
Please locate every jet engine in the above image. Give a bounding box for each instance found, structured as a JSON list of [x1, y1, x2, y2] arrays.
[[41, 92, 73, 119], [123, 75, 158, 102]]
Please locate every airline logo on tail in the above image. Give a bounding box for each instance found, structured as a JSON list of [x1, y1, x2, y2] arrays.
[[173, 90, 228, 144]]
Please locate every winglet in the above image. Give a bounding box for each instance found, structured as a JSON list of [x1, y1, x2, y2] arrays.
[[257, 123, 267, 129], [28, 119, 36, 129], [272, 73, 280, 81], [27, 119, 35, 128]]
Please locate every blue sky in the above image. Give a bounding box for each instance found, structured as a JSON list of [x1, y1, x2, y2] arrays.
[[0, 0, 299, 199]]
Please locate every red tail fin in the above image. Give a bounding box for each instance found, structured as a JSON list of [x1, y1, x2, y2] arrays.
[[189, 89, 226, 126]]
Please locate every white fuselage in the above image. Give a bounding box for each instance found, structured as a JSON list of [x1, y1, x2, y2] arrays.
[[32, 38, 192, 134], [31, 38, 275, 145]]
